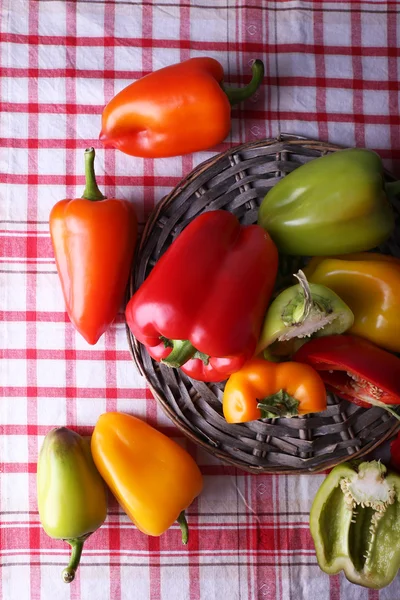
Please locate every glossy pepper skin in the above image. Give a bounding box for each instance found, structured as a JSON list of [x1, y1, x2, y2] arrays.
[[304, 253, 400, 353], [91, 412, 203, 543], [37, 427, 107, 583], [50, 148, 137, 345], [310, 460, 400, 589], [257, 149, 395, 256], [99, 57, 264, 158], [294, 335, 400, 420], [125, 210, 278, 382], [223, 358, 327, 423]]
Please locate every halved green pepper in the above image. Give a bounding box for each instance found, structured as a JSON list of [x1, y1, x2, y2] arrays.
[[37, 428, 107, 583], [310, 460, 400, 589], [258, 149, 397, 256], [256, 270, 354, 355]]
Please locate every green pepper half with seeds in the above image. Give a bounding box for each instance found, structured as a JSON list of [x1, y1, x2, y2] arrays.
[[310, 460, 400, 589], [256, 270, 354, 355]]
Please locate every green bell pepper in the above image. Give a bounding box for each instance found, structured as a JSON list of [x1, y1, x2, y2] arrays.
[[310, 460, 400, 589], [37, 427, 107, 583], [258, 149, 397, 255]]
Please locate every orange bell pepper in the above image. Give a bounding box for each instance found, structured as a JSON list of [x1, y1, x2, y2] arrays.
[[91, 412, 203, 543], [50, 148, 138, 345], [223, 358, 327, 423], [304, 253, 400, 353], [99, 57, 264, 158]]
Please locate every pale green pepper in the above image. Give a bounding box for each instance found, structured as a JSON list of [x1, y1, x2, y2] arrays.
[[37, 427, 107, 583], [258, 149, 396, 256]]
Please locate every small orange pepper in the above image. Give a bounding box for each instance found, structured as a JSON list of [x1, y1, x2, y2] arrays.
[[223, 359, 327, 423], [91, 412, 203, 543]]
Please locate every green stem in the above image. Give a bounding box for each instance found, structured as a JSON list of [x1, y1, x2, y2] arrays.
[[161, 340, 197, 368], [177, 511, 189, 545], [222, 59, 264, 106], [62, 537, 85, 583], [385, 180, 400, 200], [257, 389, 300, 419], [81, 147, 106, 201], [293, 270, 313, 322], [364, 397, 400, 422]]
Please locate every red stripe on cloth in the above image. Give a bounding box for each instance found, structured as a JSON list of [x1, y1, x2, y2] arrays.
[[387, 7, 400, 157], [142, 3, 156, 224], [1, 386, 152, 399], [177, 5, 200, 597], [0, 349, 133, 361], [313, 3, 328, 142], [241, 0, 268, 145], [104, 4, 122, 596], [0, 172, 183, 188], [275, 475, 283, 600], [329, 574, 341, 600], [0, 310, 127, 325], [6, 102, 400, 124], [250, 473, 277, 600], [350, 2, 365, 148], [0, 236, 52, 259], [4, 67, 400, 92], [3, 32, 400, 55], [0, 423, 184, 440], [26, 3, 41, 597]]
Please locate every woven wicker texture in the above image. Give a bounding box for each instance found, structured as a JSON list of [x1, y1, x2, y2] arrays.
[[127, 135, 400, 474]]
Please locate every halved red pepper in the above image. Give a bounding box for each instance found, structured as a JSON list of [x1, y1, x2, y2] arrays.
[[294, 335, 400, 419], [126, 210, 278, 382]]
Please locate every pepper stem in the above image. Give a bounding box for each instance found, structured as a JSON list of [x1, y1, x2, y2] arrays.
[[81, 147, 106, 201], [177, 510, 189, 545], [293, 270, 313, 322], [161, 340, 197, 368], [257, 389, 300, 419], [362, 397, 400, 422], [62, 537, 86, 583], [222, 59, 264, 106]]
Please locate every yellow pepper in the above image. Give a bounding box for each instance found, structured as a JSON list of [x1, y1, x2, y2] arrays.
[[91, 412, 203, 543], [304, 253, 400, 353]]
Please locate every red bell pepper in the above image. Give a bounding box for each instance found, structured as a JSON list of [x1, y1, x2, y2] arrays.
[[294, 334, 400, 419], [126, 210, 278, 382]]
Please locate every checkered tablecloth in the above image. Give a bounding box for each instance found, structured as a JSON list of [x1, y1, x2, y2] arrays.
[[1, 1, 400, 599]]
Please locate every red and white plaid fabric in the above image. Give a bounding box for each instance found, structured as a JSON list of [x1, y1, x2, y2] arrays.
[[1, 1, 399, 598]]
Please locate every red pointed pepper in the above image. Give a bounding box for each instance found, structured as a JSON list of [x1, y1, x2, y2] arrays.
[[50, 148, 138, 345], [126, 210, 278, 382], [294, 335, 400, 419]]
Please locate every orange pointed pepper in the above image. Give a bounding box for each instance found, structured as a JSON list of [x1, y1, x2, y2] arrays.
[[223, 358, 327, 423], [99, 57, 264, 158], [50, 148, 138, 345], [91, 412, 203, 543]]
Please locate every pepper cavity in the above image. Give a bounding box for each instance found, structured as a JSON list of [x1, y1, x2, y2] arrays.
[[310, 461, 400, 588]]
